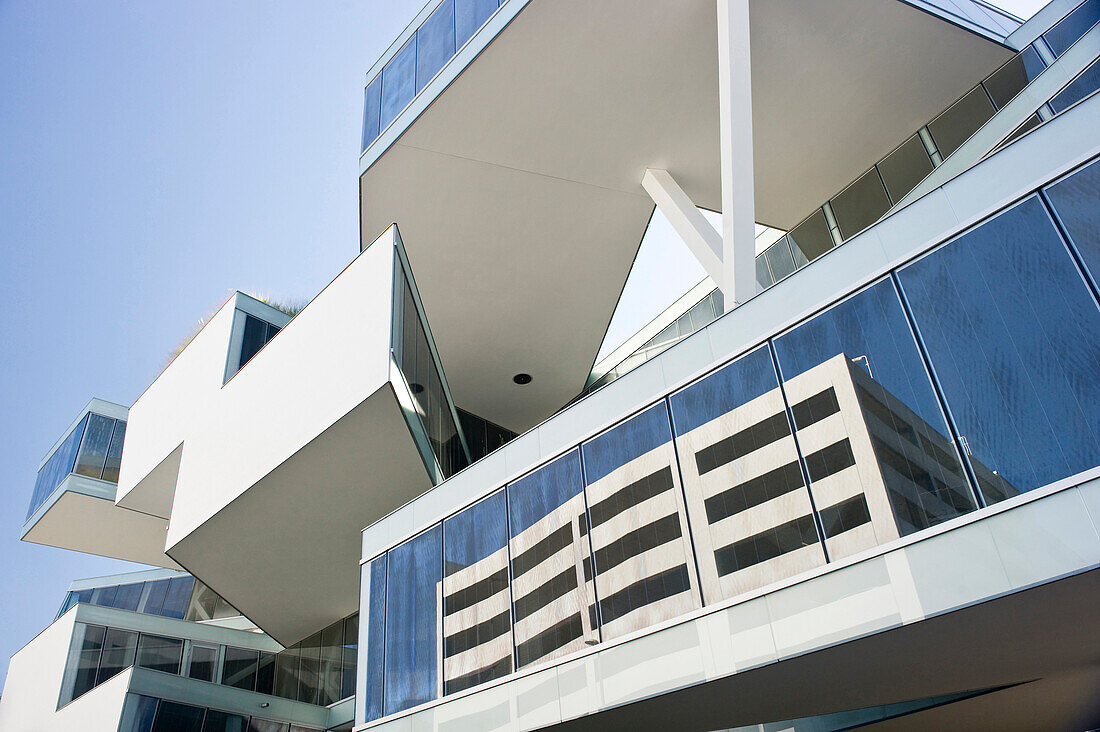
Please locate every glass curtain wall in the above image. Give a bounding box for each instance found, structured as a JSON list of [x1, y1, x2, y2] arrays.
[[360, 156, 1100, 726], [117, 693, 323, 732], [28, 413, 127, 520]]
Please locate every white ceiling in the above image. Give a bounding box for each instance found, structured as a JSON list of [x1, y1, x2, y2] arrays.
[[361, 0, 1012, 432]]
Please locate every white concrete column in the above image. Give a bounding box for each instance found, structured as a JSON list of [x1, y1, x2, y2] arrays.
[[641, 168, 726, 291], [717, 0, 757, 306]]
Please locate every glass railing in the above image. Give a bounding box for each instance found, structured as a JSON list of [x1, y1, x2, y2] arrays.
[[362, 0, 508, 154], [390, 228, 472, 482], [60, 613, 357, 710], [360, 154, 1100, 725], [58, 575, 240, 624], [28, 411, 127, 521]]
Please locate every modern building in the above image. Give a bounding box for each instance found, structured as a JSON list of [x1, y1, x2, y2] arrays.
[[3, 0, 1100, 729]]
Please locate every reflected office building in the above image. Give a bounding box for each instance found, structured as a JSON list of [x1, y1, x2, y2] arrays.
[[5, 0, 1100, 730]]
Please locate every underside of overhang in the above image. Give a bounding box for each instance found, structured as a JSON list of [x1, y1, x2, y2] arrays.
[[360, 0, 1012, 434], [165, 386, 433, 646], [553, 568, 1100, 731], [22, 487, 180, 570]]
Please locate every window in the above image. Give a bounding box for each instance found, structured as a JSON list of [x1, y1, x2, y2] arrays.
[[442, 490, 512, 695], [896, 196, 1100, 504], [829, 168, 892, 240], [416, 0, 456, 94], [669, 345, 825, 603], [188, 644, 218, 683], [787, 209, 835, 264], [772, 279, 975, 559], [580, 404, 699, 638], [1042, 0, 1100, 56], [59, 623, 105, 705], [136, 634, 184, 675], [506, 451, 598, 668], [383, 526, 443, 715], [928, 85, 996, 159], [983, 46, 1046, 109], [73, 413, 116, 479], [380, 38, 416, 133], [361, 557, 387, 723], [96, 629, 137, 685], [223, 647, 259, 691], [877, 135, 934, 205], [1045, 158, 1100, 289]]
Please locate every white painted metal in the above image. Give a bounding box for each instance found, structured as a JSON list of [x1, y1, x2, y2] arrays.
[[641, 169, 725, 291], [717, 0, 758, 306]]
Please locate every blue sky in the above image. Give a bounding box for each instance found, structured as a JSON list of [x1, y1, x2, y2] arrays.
[[0, 0, 1044, 688]]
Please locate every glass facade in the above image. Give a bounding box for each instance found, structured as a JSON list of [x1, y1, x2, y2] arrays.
[[1042, 0, 1100, 57], [58, 574, 225, 622], [117, 694, 323, 732], [392, 236, 470, 480], [28, 411, 127, 521], [360, 155, 1100, 725], [59, 613, 357, 707], [362, 0, 506, 152]]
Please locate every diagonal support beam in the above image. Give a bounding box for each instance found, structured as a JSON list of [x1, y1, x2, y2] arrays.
[[641, 168, 727, 292], [717, 0, 757, 306]]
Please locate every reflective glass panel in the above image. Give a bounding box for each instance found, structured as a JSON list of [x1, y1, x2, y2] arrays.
[[787, 209, 835, 263], [416, 0, 456, 93], [185, 580, 220, 622], [119, 694, 158, 732], [74, 413, 115, 479], [152, 701, 205, 732], [136, 634, 184, 675], [830, 168, 892, 240], [897, 196, 1100, 504], [296, 631, 322, 704], [983, 46, 1046, 109], [1049, 58, 1100, 114], [1042, 0, 1100, 56], [256, 652, 276, 696], [274, 645, 300, 700], [141, 579, 170, 615], [764, 238, 797, 282], [153, 576, 195, 619], [361, 556, 387, 723], [341, 614, 358, 701], [105, 582, 142, 612], [203, 710, 249, 732], [239, 314, 269, 371], [247, 719, 289, 732], [580, 403, 699, 639], [223, 647, 258, 691], [28, 415, 88, 520], [380, 38, 416, 132], [456, 0, 497, 46], [773, 279, 975, 560], [928, 85, 996, 159], [756, 254, 773, 289], [442, 490, 512, 695], [362, 76, 382, 152], [59, 623, 105, 705], [669, 345, 825, 604], [96, 628, 138, 685], [384, 525, 443, 715], [188, 644, 218, 683], [1045, 158, 1100, 288], [877, 135, 934, 205], [319, 620, 344, 705], [506, 450, 597, 668]]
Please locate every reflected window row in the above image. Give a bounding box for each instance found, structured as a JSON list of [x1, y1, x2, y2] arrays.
[[118, 693, 321, 732], [362, 0, 507, 151], [361, 157, 1100, 725], [60, 614, 357, 709], [28, 412, 127, 521]]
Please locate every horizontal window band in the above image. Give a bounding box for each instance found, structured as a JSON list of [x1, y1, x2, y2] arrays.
[[444, 567, 509, 617], [592, 514, 684, 574], [444, 656, 513, 696], [512, 567, 579, 623], [704, 460, 806, 525], [588, 466, 675, 528], [695, 412, 791, 476], [515, 614, 585, 669], [714, 514, 820, 576], [791, 387, 841, 430], [804, 439, 857, 483], [511, 524, 574, 579], [818, 494, 872, 538], [598, 564, 692, 626], [444, 610, 511, 658]]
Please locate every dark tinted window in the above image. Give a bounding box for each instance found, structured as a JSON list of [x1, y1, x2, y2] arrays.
[[877, 135, 934, 204], [983, 46, 1046, 108], [223, 647, 258, 691], [830, 168, 892, 240], [928, 85, 996, 159], [136, 634, 183, 675]]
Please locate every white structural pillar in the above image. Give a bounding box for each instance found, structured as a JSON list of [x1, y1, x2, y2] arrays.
[[717, 0, 757, 306]]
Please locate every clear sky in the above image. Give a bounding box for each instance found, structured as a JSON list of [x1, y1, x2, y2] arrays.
[[0, 0, 1045, 689]]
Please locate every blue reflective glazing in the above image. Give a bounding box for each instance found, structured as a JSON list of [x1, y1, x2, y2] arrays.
[[669, 345, 779, 436], [1045, 159, 1100, 291], [581, 403, 674, 485], [1042, 0, 1100, 56], [897, 195, 1100, 504], [74, 413, 115, 480], [362, 76, 382, 153], [456, 0, 498, 46], [380, 37, 417, 135], [118, 694, 158, 732], [1048, 58, 1100, 114], [362, 556, 387, 723], [507, 450, 584, 537], [28, 415, 89, 520], [416, 0, 456, 94], [444, 489, 507, 574], [383, 525, 442, 715]]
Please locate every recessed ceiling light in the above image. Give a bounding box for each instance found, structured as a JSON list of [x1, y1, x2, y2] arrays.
[[513, 373, 532, 385], [409, 383, 424, 394]]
